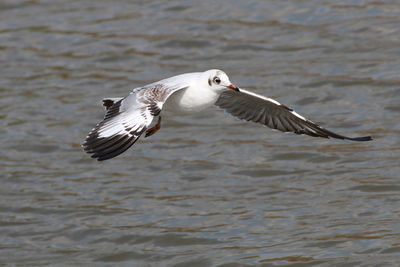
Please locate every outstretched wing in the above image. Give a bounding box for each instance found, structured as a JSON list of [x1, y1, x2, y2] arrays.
[[215, 88, 372, 141], [83, 83, 188, 161]]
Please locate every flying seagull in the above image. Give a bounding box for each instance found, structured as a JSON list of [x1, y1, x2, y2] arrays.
[[83, 69, 372, 161]]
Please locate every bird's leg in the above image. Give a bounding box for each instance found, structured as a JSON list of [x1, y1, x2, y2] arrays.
[[145, 116, 162, 138]]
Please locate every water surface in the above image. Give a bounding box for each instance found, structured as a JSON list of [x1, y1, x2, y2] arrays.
[[1, 0, 400, 266]]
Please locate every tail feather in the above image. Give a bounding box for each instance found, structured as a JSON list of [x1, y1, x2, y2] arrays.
[[102, 97, 123, 110]]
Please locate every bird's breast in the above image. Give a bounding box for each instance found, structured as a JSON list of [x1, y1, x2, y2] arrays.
[[162, 87, 219, 115]]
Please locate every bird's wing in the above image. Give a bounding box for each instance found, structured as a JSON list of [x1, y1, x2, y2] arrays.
[[83, 83, 188, 161], [215, 88, 372, 141]]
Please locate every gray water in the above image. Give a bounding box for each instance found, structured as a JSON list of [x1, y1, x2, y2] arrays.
[[1, 0, 400, 266]]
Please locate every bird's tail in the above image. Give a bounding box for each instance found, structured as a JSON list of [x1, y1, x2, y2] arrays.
[[102, 97, 123, 111]]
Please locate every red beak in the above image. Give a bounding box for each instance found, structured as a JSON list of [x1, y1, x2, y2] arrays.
[[227, 84, 240, 92]]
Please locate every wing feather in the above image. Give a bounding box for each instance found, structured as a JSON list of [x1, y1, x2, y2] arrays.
[[215, 88, 372, 141], [83, 83, 188, 160]]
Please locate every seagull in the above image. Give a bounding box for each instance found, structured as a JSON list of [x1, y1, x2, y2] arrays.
[[83, 69, 372, 161]]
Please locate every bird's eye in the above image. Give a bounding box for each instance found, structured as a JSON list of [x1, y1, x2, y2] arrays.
[[213, 77, 221, 84]]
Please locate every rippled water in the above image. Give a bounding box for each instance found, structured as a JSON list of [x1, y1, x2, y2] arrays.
[[1, 0, 400, 266]]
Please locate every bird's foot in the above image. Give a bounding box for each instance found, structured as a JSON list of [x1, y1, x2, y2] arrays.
[[145, 116, 161, 138]]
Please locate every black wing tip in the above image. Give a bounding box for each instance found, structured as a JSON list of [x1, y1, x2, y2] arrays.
[[82, 135, 129, 161], [82, 128, 145, 161], [347, 135, 373, 142]]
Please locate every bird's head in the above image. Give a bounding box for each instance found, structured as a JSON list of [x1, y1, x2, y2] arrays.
[[203, 69, 239, 93]]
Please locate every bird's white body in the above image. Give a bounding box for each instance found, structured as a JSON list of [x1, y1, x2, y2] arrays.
[[163, 84, 219, 115]]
